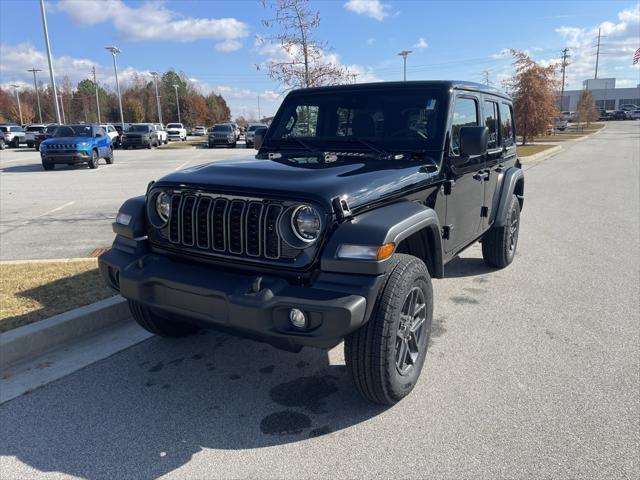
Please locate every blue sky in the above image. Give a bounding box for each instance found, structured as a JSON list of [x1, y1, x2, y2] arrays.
[[1, 0, 638, 118]]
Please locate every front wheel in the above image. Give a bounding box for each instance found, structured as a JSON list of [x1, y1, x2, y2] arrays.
[[345, 254, 433, 405], [42, 160, 54, 171], [105, 147, 114, 164], [0, 139, 5, 150], [482, 194, 521, 268], [128, 300, 200, 337], [88, 150, 98, 169], [12, 138, 19, 148]]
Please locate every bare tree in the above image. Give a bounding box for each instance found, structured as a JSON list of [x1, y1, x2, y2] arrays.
[[575, 90, 599, 128], [258, 0, 353, 90], [503, 50, 559, 145]]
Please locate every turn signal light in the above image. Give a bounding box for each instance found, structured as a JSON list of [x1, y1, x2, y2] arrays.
[[376, 242, 395, 260]]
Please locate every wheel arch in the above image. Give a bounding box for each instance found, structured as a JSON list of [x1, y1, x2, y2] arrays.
[[494, 167, 524, 227]]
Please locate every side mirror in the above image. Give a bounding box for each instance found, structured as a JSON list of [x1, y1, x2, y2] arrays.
[[458, 126, 488, 157], [253, 127, 268, 150]]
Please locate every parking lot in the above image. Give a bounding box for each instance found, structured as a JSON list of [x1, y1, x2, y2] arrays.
[[0, 142, 251, 260], [1, 121, 638, 478]]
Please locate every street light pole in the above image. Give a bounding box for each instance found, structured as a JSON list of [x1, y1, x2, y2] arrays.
[[173, 84, 181, 123], [27, 68, 43, 123], [39, 0, 61, 124], [58, 94, 66, 124], [11, 84, 24, 125], [92, 66, 101, 124], [398, 50, 412, 81], [105, 46, 125, 130], [150, 72, 163, 124]]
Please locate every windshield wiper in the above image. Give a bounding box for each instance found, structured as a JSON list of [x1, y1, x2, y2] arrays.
[[341, 138, 406, 161]]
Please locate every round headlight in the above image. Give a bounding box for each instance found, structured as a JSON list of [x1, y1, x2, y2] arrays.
[[291, 205, 321, 243], [155, 192, 171, 224]]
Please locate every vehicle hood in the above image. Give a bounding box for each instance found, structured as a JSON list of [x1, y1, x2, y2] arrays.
[[42, 136, 93, 145], [155, 156, 438, 212]]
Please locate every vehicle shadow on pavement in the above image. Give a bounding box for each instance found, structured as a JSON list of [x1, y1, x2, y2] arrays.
[[0, 330, 388, 479], [444, 256, 496, 279]]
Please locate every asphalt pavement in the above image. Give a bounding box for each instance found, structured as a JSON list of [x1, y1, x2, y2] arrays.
[[0, 121, 638, 479], [0, 141, 250, 260]]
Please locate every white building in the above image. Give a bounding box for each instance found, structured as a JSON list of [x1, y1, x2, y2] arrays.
[[559, 78, 640, 111]]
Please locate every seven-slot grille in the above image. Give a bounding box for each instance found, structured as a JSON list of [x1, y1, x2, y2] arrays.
[[166, 193, 287, 260]]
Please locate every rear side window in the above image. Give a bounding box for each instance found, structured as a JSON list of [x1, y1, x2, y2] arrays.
[[500, 103, 515, 147], [483, 100, 499, 149], [450, 97, 478, 156]]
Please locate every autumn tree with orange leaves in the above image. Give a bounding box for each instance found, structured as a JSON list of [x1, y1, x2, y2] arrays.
[[503, 50, 559, 145]]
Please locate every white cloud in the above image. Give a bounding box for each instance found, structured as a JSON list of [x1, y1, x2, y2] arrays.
[[55, 0, 249, 46], [414, 37, 428, 49], [491, 48, 511, 59], [215, 40, 242, 52], [367, 38, 376, 46], [344, 0, 390, 21]]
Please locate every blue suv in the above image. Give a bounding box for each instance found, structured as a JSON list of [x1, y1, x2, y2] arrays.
[[40, 124, 113, 170]]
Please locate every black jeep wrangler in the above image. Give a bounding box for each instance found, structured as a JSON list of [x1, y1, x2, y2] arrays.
[[99, 81, 524, 405]]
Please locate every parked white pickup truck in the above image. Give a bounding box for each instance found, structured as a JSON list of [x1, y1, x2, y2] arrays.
[[153, 123, 168, 144], [166, 123, 187, 141]]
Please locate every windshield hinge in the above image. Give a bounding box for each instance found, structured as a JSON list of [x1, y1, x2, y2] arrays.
[[443, 179, 455, 195], [332, 196, 352, 221]]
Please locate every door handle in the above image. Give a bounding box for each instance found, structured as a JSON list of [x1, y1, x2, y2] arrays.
[[473, 171, 490, 181]]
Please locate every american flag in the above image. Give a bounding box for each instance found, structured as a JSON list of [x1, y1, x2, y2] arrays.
[[634, 47, 640, 65]]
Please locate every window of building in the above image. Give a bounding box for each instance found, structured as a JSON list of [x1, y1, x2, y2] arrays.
[[451, 97, 478, 155], [483, 100, 499, 149], [595, 99, 616, 110], [499, 103, 515, 147], [618, 98, 640, 108]]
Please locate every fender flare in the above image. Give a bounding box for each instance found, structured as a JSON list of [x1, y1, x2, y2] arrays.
[[112, 196, 146, 239], [321, 200, 444, 277], [494, 167, 524, 227]]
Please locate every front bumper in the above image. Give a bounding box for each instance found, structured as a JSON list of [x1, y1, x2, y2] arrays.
[[99, 236, 383, 350], [41, 150, 90, 163], [122, 138, 150, 147], [208, 137, 235, 145]]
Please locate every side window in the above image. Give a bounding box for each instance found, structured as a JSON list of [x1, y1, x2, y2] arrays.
[[97, 127, 106, 137], [483, 100, 499, 149], [284, 105, 319, 137], [499, 103, 515, 147], [450, 97, 478, 156]]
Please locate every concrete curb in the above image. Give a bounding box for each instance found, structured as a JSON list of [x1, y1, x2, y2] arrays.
[[519, 145, 563, 164], [0, 296, 129, 369]]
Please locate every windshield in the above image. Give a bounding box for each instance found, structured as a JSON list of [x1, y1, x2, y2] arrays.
[[247, 124, 266, 132], [45, 125, 58, 133], [53, 125, 92, 137], [26, 126, 45, 132], [129, 125, 150, 133], [166, 124, 182, 129], [267, 88, 445, 157], [212, 125, 232, 132]]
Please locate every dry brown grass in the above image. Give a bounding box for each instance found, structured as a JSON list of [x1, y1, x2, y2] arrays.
[[517, 144, 557, 157], [0, 259, 114, 333]]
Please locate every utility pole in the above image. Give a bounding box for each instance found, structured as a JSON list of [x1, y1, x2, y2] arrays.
[[58, 94, 66, 124], [11, 84, 23, 125], [39, 0, 61, 124], [257, 95, 261, 121], [481, 70, 491, 86], [398, 50, 412, 81], [27, 68, 43, 123], [92, 66, 101, 124], [594, 28, 601, 79], [173, 84, 181, 123], [150, 72, 163, 124], [105, 46, 124, 130], [559, 48, 570, 110]]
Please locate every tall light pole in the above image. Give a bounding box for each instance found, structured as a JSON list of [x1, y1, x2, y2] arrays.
[[92, 66, 101, 124], [105, 46, 124, 130], [150, 72, 163, 124], [58, 94, 66, 124], [173, 84, 181, 123], [39, 0, 61, 124], [11, 84, 24, 125], [27, 68, 43, 123], [398, 50, 412, 81]]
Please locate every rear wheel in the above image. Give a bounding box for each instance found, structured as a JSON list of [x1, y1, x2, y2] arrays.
[[12, 138, 19, 148], [482, 194, 520, 268], [128, 300, 200, 337], [0, 139, 5, 150], [105, 147, 114, 164], [88, 150, 98, 169], [27, 142, 33, 148], [345, 254, 433, 405]]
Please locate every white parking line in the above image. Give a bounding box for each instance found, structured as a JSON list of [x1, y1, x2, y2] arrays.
[[34, 201, 76, 219], [175, 161, 190, 171]]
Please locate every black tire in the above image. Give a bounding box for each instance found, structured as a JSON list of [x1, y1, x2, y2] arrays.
[[147, 141, 152, 149], [105, 147, 114, 164], [42, 160, 54, 171], [88, 150, 98, 169], [482, 194, 521, 268], [128, 300, 200, 337], [345, 254, 433, 405], [12, 138, 19, 148], [164, 139, 168, 145], [208, 143, 214, 148], [231, 141, 237, 148], [27, 142, 33, 148], [0, 139, 5, 150]]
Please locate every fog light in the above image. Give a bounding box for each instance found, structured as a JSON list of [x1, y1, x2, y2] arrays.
[[289, 308, 307, 328]]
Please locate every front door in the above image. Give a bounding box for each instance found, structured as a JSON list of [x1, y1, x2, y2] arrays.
[[443, 94, 486, 253]]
